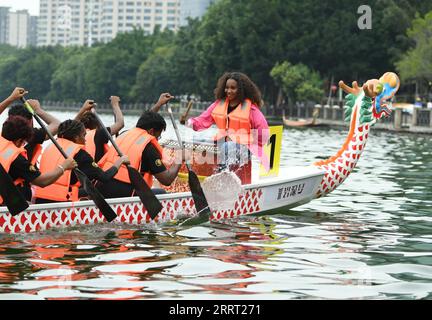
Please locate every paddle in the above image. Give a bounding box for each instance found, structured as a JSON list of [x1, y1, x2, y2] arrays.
[[179, 100, 193, 125], [0, 163, 29, 215], [166, 103, 211, 225], [90, 108, 163, 219], [20, 97, 117, 222]]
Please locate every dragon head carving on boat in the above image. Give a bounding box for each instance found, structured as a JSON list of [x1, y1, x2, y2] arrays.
[[340, 72, 400, 124], [313, 72, 400, 198]]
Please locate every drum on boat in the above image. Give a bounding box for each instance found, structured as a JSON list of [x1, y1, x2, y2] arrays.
[[159, 139, 252, 193]]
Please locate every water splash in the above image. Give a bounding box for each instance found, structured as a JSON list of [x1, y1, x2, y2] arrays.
[[202, 170, 244, 211]]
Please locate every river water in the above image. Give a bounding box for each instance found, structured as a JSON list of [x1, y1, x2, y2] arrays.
[[0, 111, 431, 300]]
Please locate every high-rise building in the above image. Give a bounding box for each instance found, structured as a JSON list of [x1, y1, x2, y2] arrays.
[[179, 0, 214, 26], [0, 7, 10, 44], [8, 10, 30, 47], [0, 8, 37, 48], [28, 15, 38, 46], [37, 0, 185, 46]]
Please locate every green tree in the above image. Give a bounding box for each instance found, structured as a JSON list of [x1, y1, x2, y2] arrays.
[[130, 46, 176, 102], [396, 11, 432, 88], [49, 48, 92, 101], [15, 48, 63, 99], [271, 61, 323, 104]]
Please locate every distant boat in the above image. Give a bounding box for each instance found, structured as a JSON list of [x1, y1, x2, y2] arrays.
[[392, 102, 414, 114], [282, 108, 328, 128]]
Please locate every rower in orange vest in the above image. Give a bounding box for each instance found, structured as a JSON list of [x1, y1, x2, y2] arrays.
[[33, 119, 129, 203], [0, 91, 62, 199], [97, 111, 188, 198], [75, 97, 125, 162], [180, 72, 270, 184], [0, 116, 76, 205]]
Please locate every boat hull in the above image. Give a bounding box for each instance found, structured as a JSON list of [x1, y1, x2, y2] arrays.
[[0, 167, 324, 234]]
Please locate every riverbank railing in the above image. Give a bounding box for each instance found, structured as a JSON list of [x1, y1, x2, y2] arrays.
[[278, 100, 432, 133], [40, 99, 432, 134]]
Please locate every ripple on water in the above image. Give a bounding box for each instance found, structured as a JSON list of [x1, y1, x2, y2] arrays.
[[0, 121, 430, 300]]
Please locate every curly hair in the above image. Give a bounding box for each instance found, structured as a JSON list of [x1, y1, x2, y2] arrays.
[[2, 115, 34, 142], [79, 112, 99, 130], [136, 111, 166, 132], [57, 119, 85, 141], [213, 72, 263, 107], [8, 104, 33, 120]]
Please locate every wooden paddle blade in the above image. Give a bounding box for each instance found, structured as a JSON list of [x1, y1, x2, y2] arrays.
[[188, 169, 211, 219], [179, 209, 211, 226], [127, 166, 162, 219], [74, 169, 117, 222], [0, 164, 29, 216]]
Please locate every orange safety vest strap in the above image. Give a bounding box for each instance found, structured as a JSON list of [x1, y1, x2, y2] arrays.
[[85, 128, 109, 161], [211, 98, 252, 145], [30, 143, 43, 166], [99, 128, 163, 187], [85, 129, 97, 159], [34, 138, 84, 202], [0, 136, 27, 204]]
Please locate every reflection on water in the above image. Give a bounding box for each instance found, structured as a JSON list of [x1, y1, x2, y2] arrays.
[[0, 113, 431, 299]]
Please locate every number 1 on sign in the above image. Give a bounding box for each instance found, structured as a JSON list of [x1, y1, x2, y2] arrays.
[[259, 125, 283, 178]]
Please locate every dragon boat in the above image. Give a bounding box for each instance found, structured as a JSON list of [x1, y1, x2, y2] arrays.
[[0, 73, 400, 234]]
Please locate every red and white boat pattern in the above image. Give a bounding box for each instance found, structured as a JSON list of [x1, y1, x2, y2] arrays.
[[0, 189, 263, 234]]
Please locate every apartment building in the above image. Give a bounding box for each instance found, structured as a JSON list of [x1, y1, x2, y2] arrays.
[[0, 7, 9, 44], [0, 7, 38, 48], [37, 0, 183, 46]]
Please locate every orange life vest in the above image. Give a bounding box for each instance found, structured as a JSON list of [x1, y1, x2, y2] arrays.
[[29, 143, 42, 166], [98, 128, 163, 188], [0, 136, 27, 204], [211, 98, 252, 145], [85, 128, 108, 161], [33, 138, 84, 202]]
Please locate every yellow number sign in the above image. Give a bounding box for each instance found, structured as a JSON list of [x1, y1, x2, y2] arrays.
[[259, 125, 283, 178]]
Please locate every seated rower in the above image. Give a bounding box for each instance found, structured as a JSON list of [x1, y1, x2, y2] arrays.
[[97, 111, 187, 198], [33, 120, 129, 204], [7, 99, 61, 164], [1, 90, 61, 199], [0, 116, 76, 205], [75, 97, 124, 162]]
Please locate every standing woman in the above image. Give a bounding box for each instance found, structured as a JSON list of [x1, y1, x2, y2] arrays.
[[33, 120, 129, 203], [180, 72, 270, 184]]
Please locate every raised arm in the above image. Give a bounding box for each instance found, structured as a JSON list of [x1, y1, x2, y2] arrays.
[[0, 87, 28, 114], [150, 92, 174, 113], [109, 96, 124, 135], [183, 101, 218, 131], [26, 99, 61, 138], [74, 99, 95, 121]]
